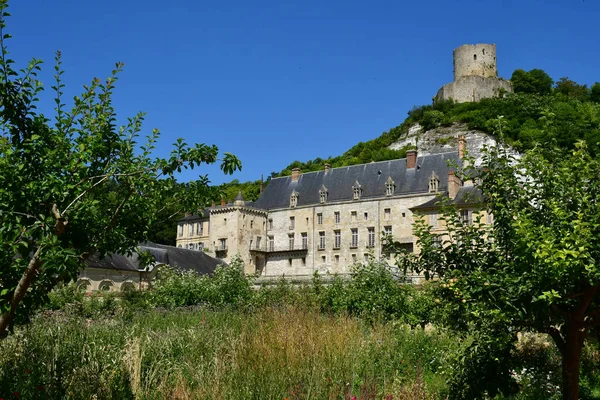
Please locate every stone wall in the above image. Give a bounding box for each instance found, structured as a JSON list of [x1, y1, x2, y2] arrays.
[[77, 267, 154, 292], [436, 75, 512, 103]]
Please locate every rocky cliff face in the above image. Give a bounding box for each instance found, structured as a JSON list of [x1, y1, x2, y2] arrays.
[[388, 122, 505, 165]]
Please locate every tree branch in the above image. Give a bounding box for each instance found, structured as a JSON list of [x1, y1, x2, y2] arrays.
[[0, 246, 43, 336]]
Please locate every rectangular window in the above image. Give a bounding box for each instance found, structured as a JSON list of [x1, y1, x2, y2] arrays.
[[384, 225, 392, 236], [364, 212, 368, 220], [319, 231, 326, 250], [289, 216, 295, 230], [317, 213, 323, 225], [268, 236, 274, 252], [288, 233, 295, 250], [351, 228, 358, 248], [334, 211, 340, 224], [334, 255, 339, 263], [219, 238, 227, 250], [321, 255, 326, 263], [368, 227, 375, 247], [301, 232, 308, 249], [178, 224, 183, 237], [256, 236, 262, 249], [430, 213, 438, 228], [351, 254, 357, 263], [334, 230, 341, 249], [199, 242, 204, 251], [351, 211, 357, 222], [288, 258, 293, 266], [199, 222, 204, 235], [461, 210, 473, 225], [302, 257, 306, 266], [268, 219, 273, 230], [364, 253, 369, 262], [188, 223, 194, 236], [384, 208, 391, 220]]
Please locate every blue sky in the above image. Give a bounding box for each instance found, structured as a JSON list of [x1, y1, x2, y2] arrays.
[[6, 0, 600, 186]]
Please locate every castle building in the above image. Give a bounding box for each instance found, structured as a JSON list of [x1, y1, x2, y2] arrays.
[[435, 44, 512, 103], [176, 140, 483, 278]]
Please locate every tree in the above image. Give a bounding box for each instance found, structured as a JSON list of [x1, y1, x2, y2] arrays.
[[0, 0, 241, 336], [555, 77, 590, 102], [399, 142, 600, 400], [591, 82, 600, 103], [511, 68, 554, 95]]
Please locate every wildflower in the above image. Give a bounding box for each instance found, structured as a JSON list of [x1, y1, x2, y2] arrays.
[[351, 396, 357, 400]]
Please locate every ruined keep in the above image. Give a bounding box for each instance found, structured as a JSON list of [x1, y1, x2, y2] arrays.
[[435, 44, 512, 103]]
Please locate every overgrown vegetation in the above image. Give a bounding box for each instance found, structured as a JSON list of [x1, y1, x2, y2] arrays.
[[1, 258, 598, 399]]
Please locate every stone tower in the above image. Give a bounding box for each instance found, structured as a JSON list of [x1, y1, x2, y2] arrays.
[[453, 44, 497, 80], [435, 43, 511, 104]]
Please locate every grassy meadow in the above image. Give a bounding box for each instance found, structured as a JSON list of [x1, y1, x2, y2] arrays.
[[0, 261, 598, 399]]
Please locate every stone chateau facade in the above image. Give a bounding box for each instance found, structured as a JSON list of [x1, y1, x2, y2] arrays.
[[177, 138, 485, 278]]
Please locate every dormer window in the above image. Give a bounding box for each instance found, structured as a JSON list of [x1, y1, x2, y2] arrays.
[[352, 181, 362, 200], [319, 185, 328, 204], [385, 176, 395, 196], [290, 190, 299, 208], [429, 172, 440, 193]]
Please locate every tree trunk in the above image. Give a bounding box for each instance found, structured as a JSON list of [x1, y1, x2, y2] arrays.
[[561, 324, 585, 400], [0, 247, 42, 337]]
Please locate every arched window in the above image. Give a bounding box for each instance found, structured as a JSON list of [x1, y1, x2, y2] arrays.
[[352, 181, 362, 200], [428, 172, 440, 193], [98, 280, 113, 292], [319, 185, 328, 204], [76, 279, 91, 292], [290, 190, 299, 208], [474, 54, 477, 61], [121, 282, 136, 292], [385, 176, 395, 196]]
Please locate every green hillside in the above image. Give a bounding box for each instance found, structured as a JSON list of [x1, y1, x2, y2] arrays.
[[219, 69, 600, 204]]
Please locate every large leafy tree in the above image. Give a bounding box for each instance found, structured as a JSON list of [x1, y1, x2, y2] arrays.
[[0, 1, 240, 336], [401, 141, 600, 400]]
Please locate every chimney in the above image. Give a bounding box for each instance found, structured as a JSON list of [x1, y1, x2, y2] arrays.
[[448, 171, 462, 199], [458, 135, 466, 159], [406, 150, 417, 169], [324, 163, 331, 173], [184, 211, 191, 217], [260, 174, 264, 195], [221, 198, 226, 207], [291, 168, 301, 181]]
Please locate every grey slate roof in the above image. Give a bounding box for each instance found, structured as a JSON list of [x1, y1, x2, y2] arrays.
[[411, 186, 483, 211], [179, 209, 210, 221], [86, 242, 224, 275], [253, 152, 460, 210]]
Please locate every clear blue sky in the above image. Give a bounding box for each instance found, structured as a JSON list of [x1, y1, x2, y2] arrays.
[[6, 0, 600, 186]]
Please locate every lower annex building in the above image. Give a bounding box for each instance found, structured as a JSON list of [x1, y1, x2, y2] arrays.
[[176, 138, 483, 278]]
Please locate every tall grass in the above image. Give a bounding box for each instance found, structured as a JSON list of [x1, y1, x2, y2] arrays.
[[0, 306, 455, 399]]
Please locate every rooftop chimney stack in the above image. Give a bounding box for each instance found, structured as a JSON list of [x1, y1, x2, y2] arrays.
[[184, 211, 191, 217], [260, 174, 264, 195], [458, 135, 466, 159], [406, 150, 417, 169], [448, 171, 462, 199], [291, 168, 302, 181], [324, 163, 331, 173], [221, 198, 226, 207]]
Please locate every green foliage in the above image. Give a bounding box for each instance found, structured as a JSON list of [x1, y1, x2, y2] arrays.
[[511, 69, 554, 95], [555, 77, 591, 102], [149, 256, 253, 309], [398, 142, 600, 399], [421, 110, 445, 131], [0, 0, 240, 334]]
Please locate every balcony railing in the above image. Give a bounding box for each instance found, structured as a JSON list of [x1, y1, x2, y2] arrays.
[[250, 245, 308, 254]]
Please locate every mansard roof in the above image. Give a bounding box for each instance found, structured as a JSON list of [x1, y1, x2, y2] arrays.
[[411, 186, 483, 211], [86, 242, 224, 274], [254, 152, 460, 210]]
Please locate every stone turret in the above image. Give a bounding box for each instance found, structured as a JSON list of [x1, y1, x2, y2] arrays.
[[435, 43, 512, 104]]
